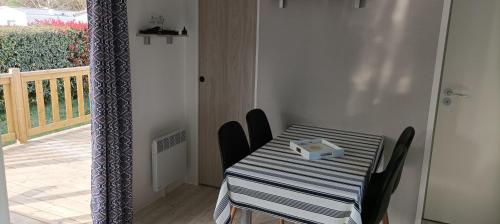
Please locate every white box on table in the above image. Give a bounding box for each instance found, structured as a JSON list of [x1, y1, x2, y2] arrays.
[[290, 139, 344, 160]]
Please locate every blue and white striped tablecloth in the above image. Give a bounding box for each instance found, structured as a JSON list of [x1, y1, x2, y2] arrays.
[[214, 124, 384, 224]]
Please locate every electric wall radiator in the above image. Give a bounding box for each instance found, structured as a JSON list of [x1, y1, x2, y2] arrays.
[[152, 129, 187, 192]]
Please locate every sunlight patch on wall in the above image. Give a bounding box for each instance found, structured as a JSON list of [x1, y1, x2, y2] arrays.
[[393, 0, 410, 25], [396, 75, 413, 94], [352, 68, 374, 92]]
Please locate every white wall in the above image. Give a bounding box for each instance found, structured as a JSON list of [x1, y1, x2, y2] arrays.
[[127, 0, 198, 212], [256, 0, 443, 223], [183, 0, 199, 186]]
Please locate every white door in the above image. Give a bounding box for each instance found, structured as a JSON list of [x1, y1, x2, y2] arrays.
[[424, 0, 500, 223], [0, 141, 10, 223]]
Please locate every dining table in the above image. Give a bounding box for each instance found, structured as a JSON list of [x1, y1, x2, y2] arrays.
[[213, 124, 384, 224]]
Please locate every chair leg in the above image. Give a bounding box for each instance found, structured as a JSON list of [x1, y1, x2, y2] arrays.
[[230, 207, 237, 221], [383, 212, 389, 224], [278, 219, 285, 224]]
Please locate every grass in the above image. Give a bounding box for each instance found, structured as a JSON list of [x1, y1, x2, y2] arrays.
[[29, 94, 91, 127], [0, 92, 90, 145]]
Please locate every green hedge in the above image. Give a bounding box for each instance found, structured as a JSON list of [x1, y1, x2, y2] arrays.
[[0, 26, 88, 73], [0, 26, 89, 134], [0, 27, 70, 72]]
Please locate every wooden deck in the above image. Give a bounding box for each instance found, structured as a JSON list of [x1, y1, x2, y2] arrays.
[[3, 125, 91, 224], [2, 124, 280, 224]]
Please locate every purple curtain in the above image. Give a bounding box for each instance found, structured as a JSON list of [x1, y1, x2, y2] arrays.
[[87, 0, 133, 223]]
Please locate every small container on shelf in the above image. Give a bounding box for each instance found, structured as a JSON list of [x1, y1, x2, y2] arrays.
[[137, 18, 188, 45]]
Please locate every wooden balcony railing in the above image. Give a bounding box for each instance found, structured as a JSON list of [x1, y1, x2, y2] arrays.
[[0, 66, 91, 144]]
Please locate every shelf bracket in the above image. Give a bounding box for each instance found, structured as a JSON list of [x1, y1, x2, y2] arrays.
[[278, 0, 286, 8], [278, 0, 365, 9], [137, 34, 187, 45], [166, 36, 173, 44], [144, 36, 151, 45]]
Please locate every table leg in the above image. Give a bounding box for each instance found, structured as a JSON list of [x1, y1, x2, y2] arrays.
[[240, 209, 252, 224]]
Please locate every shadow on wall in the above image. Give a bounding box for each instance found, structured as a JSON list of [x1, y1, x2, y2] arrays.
[[261, 0, 440, 140], [257, 0, 444, 222]]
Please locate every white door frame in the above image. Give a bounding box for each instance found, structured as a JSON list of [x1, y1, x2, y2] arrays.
[[415, 0, 453, 223], [0, 141, 11, 223]]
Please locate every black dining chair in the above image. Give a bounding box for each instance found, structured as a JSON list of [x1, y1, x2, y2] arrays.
[[246, 108, 273, 152], [217, 121, 251, 221], [220, 120, 283, 224], [364, 127, 414, 224], [362, 144, 410, 224], [390, 126, 415, 193], [374, 126, 415, 174], [218, 121, 251, 173]]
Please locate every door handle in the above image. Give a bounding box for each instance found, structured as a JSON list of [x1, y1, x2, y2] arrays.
[[444, 88, 469, 98], [199, 76, 205, 83]]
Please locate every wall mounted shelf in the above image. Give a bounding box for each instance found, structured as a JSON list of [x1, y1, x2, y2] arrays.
[[137, 33, 188, 45], [278, 0, 366, 8]]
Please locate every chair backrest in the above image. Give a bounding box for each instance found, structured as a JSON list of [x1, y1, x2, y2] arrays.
[[391, 126, 415, 193], [362, 145, 409, 224], [395, 126, 415, 149], [246, 108, 273, 152], [218, 121, 251, 173]]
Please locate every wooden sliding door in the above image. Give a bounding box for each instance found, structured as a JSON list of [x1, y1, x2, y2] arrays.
[[199, 0, 257, 187]]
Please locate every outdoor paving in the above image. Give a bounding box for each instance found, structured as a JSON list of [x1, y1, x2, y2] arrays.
[[3, 125, 91, 224]]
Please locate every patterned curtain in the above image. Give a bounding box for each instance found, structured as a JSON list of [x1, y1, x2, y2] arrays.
[[87, 0, 133, 223]]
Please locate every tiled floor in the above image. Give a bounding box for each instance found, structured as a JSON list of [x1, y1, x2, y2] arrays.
[[3, 125, 91, 224], [134, 184, 282, 224]]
